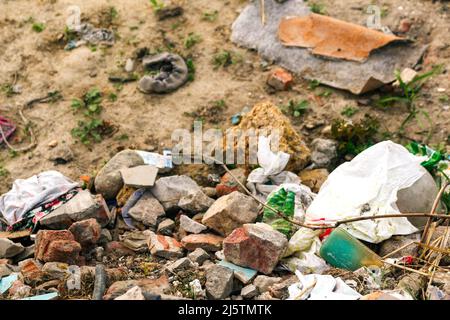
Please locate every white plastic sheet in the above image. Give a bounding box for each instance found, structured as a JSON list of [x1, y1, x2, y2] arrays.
[[306, 141, 425, 243], [0, 171, 78, 226], [287, 271, 361, 300], [247, 135, 300, 200]]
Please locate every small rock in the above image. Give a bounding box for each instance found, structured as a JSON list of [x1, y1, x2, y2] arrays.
[[202, 187, 217, 198], [9, 280, 32, 299], [68, 218, 101, 248], [398, 18, 412, 33], [120, 165, 158, 188], [94, 150, 145, 200], [311, 138, 338, 169], [35, 230, 81, 264], [115, 285, 145, 300], [121, 230, 151, 252], [151, 175, 213, 212], [223, 223, 288, 274], [255, 291, 277, 300], [215, 168, 247, 197], [13, 244, 35, 263], [241, 284, 259, 299], [124, 59, 134, 72], [181, 233, 224, 252], [187, 248, 210, 264], [103, 275, 169, 300], [48, 140, 58, 148], [35, 279, 61, 291], [155, 5, 184, 20], [42, 262, 70, 280], [0, 264, 13, 277], [147, 232, 184, 259], [128, 190, 165, 229], [269, 275, 298, 299], [19, 259, 45, 285], [253, 275, 282, 293], [267, 68, 293, 91], [48, 145, 74, 164], [157, 218, 175, 236], [104, 241, 136, 257], [379, 234, 420, 258], [98, 229, 112, 246], [167, 257, 194, 273], [299, 169, 329, 193], [180, 215, 207, 234], [0, 238, 25, 259], [40, 190, 111, 229], [205, 265, 234, 300], [202, 191, 259, 236], [215, 250, 225, 261]]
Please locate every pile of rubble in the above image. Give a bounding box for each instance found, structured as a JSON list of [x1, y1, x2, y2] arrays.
[[0, 102, 449, 301]]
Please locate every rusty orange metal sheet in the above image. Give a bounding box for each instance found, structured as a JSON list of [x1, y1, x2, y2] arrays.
[[278, 13, 405, 62]]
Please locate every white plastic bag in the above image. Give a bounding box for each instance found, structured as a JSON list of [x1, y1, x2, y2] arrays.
[[306, 141, 425, 243]]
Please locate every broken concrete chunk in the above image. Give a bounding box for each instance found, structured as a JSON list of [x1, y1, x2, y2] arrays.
[[120, 165, 158, 188], [114, 285, 146, 300], [104, 275, 169, 300], [231, 0, 427, 94], [215, 168, 247, 197], [223, 223, 288, 274], [151, 175, 212, 212], [311, 138, 338, 169], [68, 218, 101, 248], [205, 265, 234, 300], [147, 232, 184, 259], [241, 284, 259, 299], [253, 275, 282, 293], [39, 190, 111, 229], [42, 262, 70, 280], [157, 218, 175, 236], [94, 150, 145, 200], [202, 191, 259, 236], [121, 230, 151, 252], [167, 257, 194, 273], [181, 233, 224, 252], [187, 248, 210, 265], [128, 190, 165, 229], [178, 190, 215, 213], [180, 215, 207, 234], [0, 238, 25, 259]]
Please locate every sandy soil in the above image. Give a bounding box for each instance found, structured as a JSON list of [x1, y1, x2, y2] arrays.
[[0, 0, 449, 193]]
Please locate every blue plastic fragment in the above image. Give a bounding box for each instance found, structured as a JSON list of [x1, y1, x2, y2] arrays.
[[19, 292, 59, 300], [0, 273, 18, 294], [218, 260, 257, 284]]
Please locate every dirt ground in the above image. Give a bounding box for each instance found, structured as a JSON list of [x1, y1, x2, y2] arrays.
[[0, 0, 449, 193]]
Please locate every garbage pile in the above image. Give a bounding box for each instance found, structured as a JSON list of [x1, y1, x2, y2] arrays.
[[0, 101, 449, 301]]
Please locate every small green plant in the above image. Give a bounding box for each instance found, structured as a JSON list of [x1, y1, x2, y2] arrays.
[[32, 22, 45, 32], [212, 50, 239, 69], [376, 65, 443, 139], [309, 2, 326, 14], [184, 33, 202, 49], [1, 83, 15, 97], [0, 166, 9, 177], [202, 10, 218, 22], [439, 95, 449, 103], [186, 58, 195, 81], [308, 79, 321, 90], [318, 88, 332, 98], [71, 88, 113, 144], [109, 6, 119, 20], [149, 0, 165, 13], [341, 106, 358, 117], [281, 100, 309, 117], [331, 114, 380, 159], [108, 92, 117, 102]]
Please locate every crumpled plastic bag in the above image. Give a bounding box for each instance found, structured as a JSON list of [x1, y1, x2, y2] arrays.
[[247, 135, 300, 201], [281, 227, 329, 274], [306, 141, 425, 243], [287, 271, 361, 300], [0, 171, 78, 226]]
